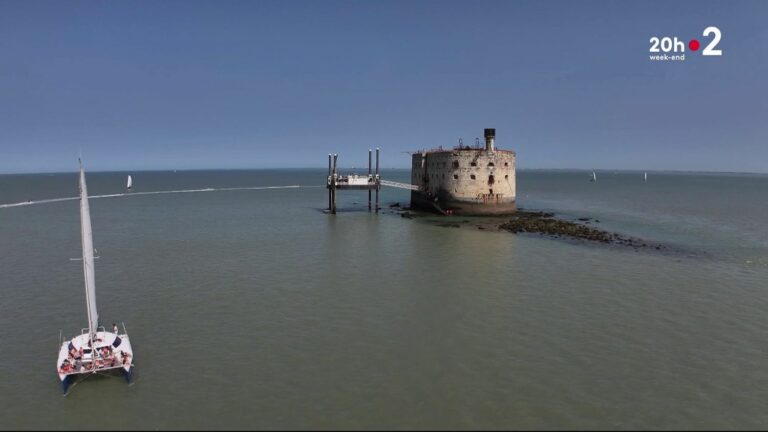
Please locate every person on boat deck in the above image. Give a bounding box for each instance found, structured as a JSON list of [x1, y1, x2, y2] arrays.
[[121, 351, 130, 365], [87, 336, 103, 349], [112, 323, 119, 334], [59, 360, 72, 374]]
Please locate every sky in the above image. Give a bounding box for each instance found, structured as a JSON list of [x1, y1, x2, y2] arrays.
[[0, 0, 766, 173]]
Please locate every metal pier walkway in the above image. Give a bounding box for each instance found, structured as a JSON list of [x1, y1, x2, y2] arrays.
[[380, 179, 419, 191], [326, 148, 421, 214]]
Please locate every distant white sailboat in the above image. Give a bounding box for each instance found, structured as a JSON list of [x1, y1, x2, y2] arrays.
[[590, 171, 597, 182], [644, 172, 648, 182], [56, 161, 134, 393], [126, 175, 133, 192]]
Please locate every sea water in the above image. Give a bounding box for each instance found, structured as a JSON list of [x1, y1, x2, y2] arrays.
[[0, 169, 766, 429]]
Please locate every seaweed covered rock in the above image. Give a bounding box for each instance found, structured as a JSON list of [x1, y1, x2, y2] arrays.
[[499, 212, 649, 247]]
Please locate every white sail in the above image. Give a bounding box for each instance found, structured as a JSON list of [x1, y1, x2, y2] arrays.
[[644, 172, 647, 181], [592, 171, 597, 182], [79, 162, 99, 337], [127, 175, 133, 189]]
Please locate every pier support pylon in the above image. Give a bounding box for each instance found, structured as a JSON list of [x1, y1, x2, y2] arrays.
[[368, 149, 372, 211], [327, 153, 338, 214], [375, 147, 380, 213], [328, 154, 333, 212]]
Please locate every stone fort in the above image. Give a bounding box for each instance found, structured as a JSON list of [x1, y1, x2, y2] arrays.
[[410, 128, 516, 215]]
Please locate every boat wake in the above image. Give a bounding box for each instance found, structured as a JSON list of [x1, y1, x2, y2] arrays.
[[0, 185, 320, 209]]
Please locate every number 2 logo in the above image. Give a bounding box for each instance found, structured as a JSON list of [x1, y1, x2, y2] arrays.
[[702, 26, 722, 56]]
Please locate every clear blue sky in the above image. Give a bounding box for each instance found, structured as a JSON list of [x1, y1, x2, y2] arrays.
[[1, 0, 766, 173]]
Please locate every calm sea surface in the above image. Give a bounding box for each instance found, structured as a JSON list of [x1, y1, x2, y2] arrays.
[[0, 169, 767, 430]]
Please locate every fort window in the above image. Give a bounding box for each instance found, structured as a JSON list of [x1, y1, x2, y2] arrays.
[[471, 162, 477, 167], [452, 161, 459, 168], [504, 162, 509, 167], [470, 174, 476, 180], [488, 162, 495, 167], [488, 175, 495, 185], [453, 174, 458, 180], [505, 175, 508, 179]]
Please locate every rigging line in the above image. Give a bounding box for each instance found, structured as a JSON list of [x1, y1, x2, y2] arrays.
[[93, 370, 129, 380]]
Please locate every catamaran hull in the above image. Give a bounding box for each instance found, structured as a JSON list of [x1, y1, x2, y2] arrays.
[[123, 368, 132, 383], [58, 365, 133, 393], [60, 375, 70, 393]]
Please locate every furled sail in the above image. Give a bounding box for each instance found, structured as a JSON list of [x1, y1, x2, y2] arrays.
[[79, 161, 99, 336]]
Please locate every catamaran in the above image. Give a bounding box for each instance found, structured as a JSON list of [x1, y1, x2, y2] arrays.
[[56, 161, 134, 393], [126, 175, 133, 192]]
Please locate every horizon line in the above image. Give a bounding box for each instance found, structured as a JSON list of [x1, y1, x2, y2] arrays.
[[1, 167, 767, 176]]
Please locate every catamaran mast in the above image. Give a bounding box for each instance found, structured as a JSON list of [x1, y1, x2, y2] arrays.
[[79, 160, 99, 340]]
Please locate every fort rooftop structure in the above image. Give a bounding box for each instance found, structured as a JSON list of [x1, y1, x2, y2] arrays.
[[410, 128, 516, 215]]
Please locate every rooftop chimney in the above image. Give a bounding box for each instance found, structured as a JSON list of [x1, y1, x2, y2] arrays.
[[484, 128, 496, 151]]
